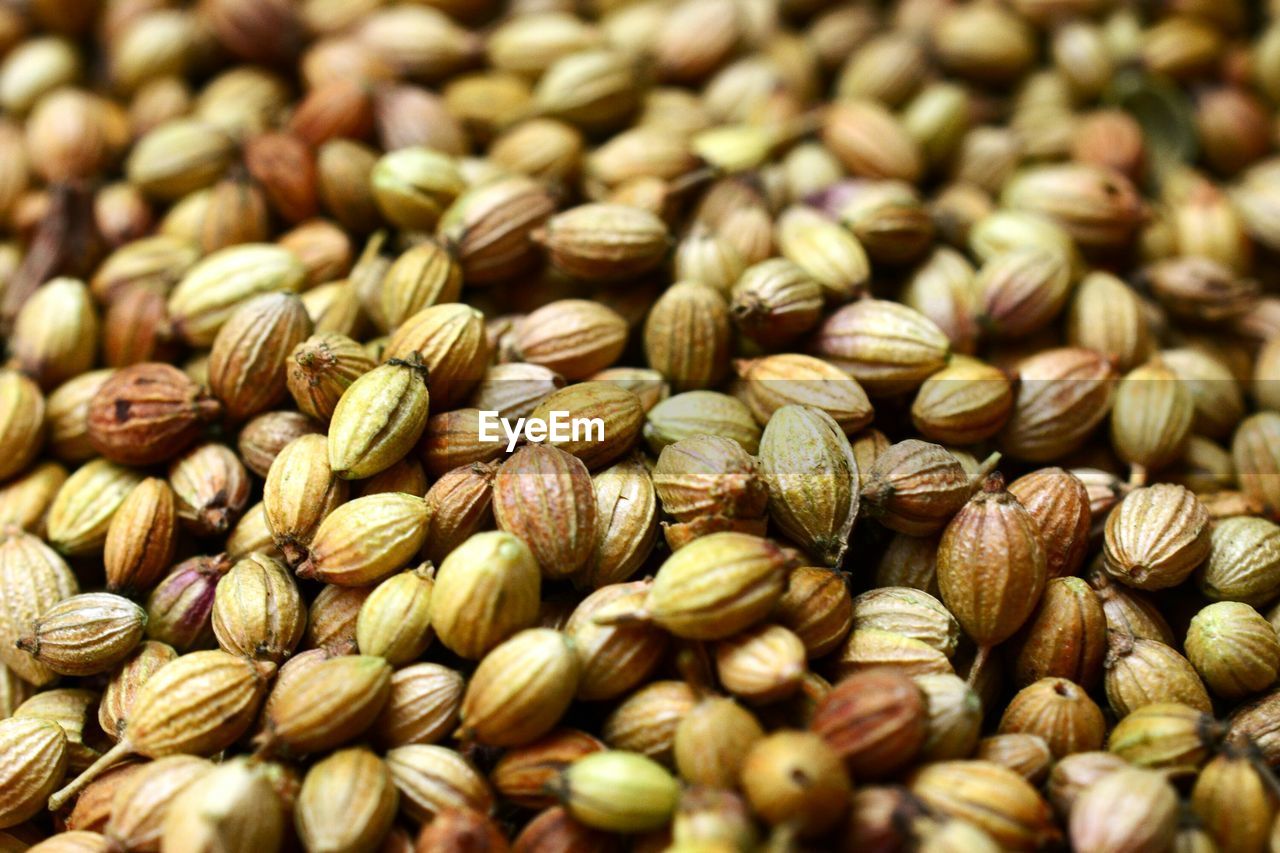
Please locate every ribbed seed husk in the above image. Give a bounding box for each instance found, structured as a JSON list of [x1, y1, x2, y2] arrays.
[[759, 405, 859, 568], [0, 716, 68, 828], [259, 655, 392, 756], [429, 530, 541, 660], [371, 663, 465, 749], [326, 360, 431, 480], [0, 531, 79, 686], [296, 493, 429, 586], [17, 593, 146, 678], [458, 628, 582, 747], [384, 744, 494, 824], [103, 479, 178, 595], [639, 532, 794, 640], [295, 748, 398, 853], [262, 434, 349, 568], [98, 641, 178, 742], [210, 554, 306, 664]]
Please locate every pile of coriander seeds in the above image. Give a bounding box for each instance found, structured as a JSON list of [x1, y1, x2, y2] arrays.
[[4, 0, 1280, 850]]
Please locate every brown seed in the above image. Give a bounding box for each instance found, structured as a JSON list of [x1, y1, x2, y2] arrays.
[[1110, 359, 1194, 475], [915, 673, 982, 762], [211, 554, 306, 664], [1191, 750, 1278, 853], [437, 176, 557, 285], [379, 240, 463, 330], [731, 259, 825, 350], [909, 760, 1059, 851], [49, 650, 272, 811], [810, 668, 927, 777], [812, 298, 950, 396], [302, 584, 370, 655], [998, 678, 1106, 758], [1102, 483, 1210, 590], [490, 728, 606, 810], [741, 730, 852, 838], [414, 809, 508, 852], [286, 332, 376, 423], [13, 688, 102, 775], [384, 744, 494, 824], [1011, 577, 1106, 688], [1109, 702, 1221, 773], [998, 347, 1116, 462], [429, 531, 540, 660], [652, 435, 768, 523], [758, 405, 860, 567], [1047, 751, 1128, 815], [355, 564, 435, 666], [0, 716, 68, 827], [458, 628, 581, 747], [937, 474, 1047, 667], [493, 445, 597, 581], [258, 655, 392, 757], [643, 281, 731, 392], [0, 531, 79, 686], [601, 680, 696, 766], [511, 805, 613, 853], [582, 456, 658, 590], [0, 462, 68, 534], [1199, 516, 1280, 606], [105, 755, 212, 851], [860, 440, 972, 536], [17, 593, 146, 678], [976, 734, 1055, 786], [160, 758, 284, 853], [715, 624, 808, 705], [1069, 767, 1179, 853], [236, 410, 321, 479], [566, 582, 667, 702], [65, 761, 145, 835], [295, 748, 398, 853], [776, 567, 854, 659], [1185, 601, 1280, 700], [416, 408, 506, 479], [372, 662, 465, 749], [208, 293, 312, 421], [167, 443, 250, 538], [469, 362, 566, 421], [86, 363, 221, 466], [849, 587, 959, 658], [0, 370, 45, 480], [262, 434, 348, 568], [296, 492, 429, 586], [420, 462, 497, 566], [1104, 633, 1212, 717], [383, 304, 491, 410], [1006, 467, 1091, 580], [526, 382, 643, 470], [513, 299, 628, 381], [103, 479, 178, 595], [626, 532, 793, 641], [98, 640, 178, 742], [534, 203, 670, 282], [835, 629, 954, 680], [873, 531, 941, 596]]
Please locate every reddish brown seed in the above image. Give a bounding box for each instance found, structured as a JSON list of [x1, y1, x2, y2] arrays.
[[86, 363, 222, 465]]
